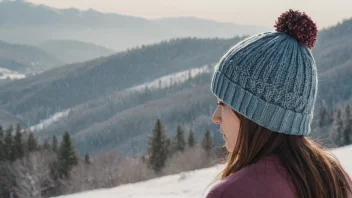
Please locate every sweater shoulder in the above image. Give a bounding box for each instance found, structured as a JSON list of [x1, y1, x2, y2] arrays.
[[205, 155, 297, 198], [205, 167, 272, 198]]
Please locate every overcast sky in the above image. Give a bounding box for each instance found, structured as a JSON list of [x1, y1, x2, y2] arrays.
[[27, 0, 352, 28]]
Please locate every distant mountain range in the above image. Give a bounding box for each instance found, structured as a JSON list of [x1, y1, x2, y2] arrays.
[[312, 18, 352, 106], [0, 39, 115, 83], [37, 40, 114, 64], [0, 40, 63, 75], [0, 0, 270, 51]]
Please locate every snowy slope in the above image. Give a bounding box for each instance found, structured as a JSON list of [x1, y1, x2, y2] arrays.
[[55, 165, 224, 198], [330, 145, 352, 174], [54, 145, 352, 198], [29, 109, 71, 132], [127, 65, 211, 92], [0, 67, 25, 79]]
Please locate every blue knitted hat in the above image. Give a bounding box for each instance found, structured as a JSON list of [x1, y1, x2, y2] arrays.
[[210, 10, 318, 136]]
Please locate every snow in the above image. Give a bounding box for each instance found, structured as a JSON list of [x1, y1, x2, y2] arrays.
[[29, 109, 71, 132], [330, 145, 352, 174], [127, 65, 212, 92], [54, 164, 223, 198], [0, 67, 26, 79], [54, 145, 352, 198]]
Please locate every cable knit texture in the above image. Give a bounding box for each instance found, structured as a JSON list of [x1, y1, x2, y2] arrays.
[[210, 31, 318, 136]]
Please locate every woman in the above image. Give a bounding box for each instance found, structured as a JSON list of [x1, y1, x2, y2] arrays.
[[206, 10, 352, 198]]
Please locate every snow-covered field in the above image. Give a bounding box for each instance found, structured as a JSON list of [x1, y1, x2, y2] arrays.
[[54, 145, 352, 198]]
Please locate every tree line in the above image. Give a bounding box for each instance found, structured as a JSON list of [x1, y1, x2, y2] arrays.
[[317, 104, 352, 146], [0, 120, 222, 198], [0, 124, 79, 198], [146, 119, 216, 174]]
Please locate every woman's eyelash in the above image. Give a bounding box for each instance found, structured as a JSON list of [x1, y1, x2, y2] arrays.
[[217, 101, 225, 106]]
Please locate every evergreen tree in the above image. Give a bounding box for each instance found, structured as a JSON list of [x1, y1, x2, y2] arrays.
[[15, 123, 21, 134], [188, 129, 196, 148], [319, 106, 329, 127], [202, 130, 213, 156], [0, 126, 4, 161], [57, 131, 78, 178], [332, 109, 344, 146], [328, 108, 335, 124], [4, 125, 14, 161], [52, 135, 58, 153], [84, 153, 91, 165], [27, 132, 38, 152], [13, 124, 24, 160], [43, 138, 50, 150], [6, 125, 13, 134], [165, 138, 173, 158], [148, 119, 168, 173], [342, 105, 352, 145], [175, 125, 186, 152]]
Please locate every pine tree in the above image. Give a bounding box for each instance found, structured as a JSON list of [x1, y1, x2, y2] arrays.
[[342, 105, 352, 145], [43, 138, 50, 150], [52, 135, 58, 153], [202, 130, 213, 156], [328, 108, 335, 124], [332, 109, 344, 146], [15, 123, 21, 134], [57, 131, 78, 178], [319, 106, 328, 127], [175, 126, 186, 152], [13, 124, 24, 160], [84, 153, 91, 165], [188, 129, 196, 148], [4, 125, 14, 161], [148, 119, 168, 173], [165, 138, 173, 158], [27, 132, 38, 152], [0, 125, 4, 161]]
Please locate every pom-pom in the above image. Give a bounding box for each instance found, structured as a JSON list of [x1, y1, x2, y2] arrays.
[[274, 9, 318, 49]]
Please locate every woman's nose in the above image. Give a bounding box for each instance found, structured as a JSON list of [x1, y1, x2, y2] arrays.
[[212, 107, 221, 124]]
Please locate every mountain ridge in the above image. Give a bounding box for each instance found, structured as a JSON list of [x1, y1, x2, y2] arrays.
[[0, 0, 269, 50]]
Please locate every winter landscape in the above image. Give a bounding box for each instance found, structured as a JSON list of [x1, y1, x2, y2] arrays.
[[0, 0, 351, 197]]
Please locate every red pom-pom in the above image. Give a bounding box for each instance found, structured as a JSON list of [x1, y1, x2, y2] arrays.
[[274, 9, 318, 49]]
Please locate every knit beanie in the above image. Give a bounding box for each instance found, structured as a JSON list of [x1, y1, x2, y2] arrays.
[[210, 10, 318, 136]]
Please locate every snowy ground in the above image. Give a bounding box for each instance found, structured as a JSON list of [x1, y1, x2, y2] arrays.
[[54, 145, 352, 198]]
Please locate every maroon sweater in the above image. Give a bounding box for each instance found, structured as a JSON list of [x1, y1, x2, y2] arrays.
[[205, 155, 297, 198]]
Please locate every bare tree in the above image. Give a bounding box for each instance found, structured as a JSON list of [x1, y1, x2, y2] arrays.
[[64, 161, 97, 194], [164, 146, 213, 175], [11, 150, 57, 198], [0, 161, 16, 198], [65, 151, 156, 194], [93, 150, 121, 188], [117, 157, 156, 184]]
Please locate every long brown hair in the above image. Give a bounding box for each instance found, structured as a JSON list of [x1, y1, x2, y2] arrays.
[[218, 110, 352, 198]]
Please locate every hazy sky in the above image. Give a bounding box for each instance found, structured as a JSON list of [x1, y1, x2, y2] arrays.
[[27, 0, 351, 28]]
